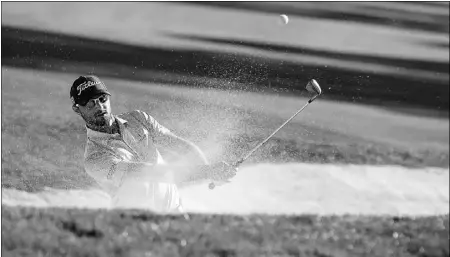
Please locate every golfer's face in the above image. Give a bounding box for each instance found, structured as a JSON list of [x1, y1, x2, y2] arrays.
[[77, 94, 112, 127]]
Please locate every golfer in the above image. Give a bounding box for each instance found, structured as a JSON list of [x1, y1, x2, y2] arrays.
[[70, 75, 236, 212]]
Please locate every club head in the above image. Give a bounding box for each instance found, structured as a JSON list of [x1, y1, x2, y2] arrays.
[[306, 79, 322, 95]]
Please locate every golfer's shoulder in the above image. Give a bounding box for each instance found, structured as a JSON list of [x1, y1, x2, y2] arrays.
[[118, 110, 156, 121], [117, 110, 161, 129]]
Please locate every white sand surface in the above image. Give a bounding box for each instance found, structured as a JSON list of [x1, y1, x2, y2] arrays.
[[2, 163, 448, 216]]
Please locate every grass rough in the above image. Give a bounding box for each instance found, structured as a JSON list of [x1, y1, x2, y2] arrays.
[[1, 206, 449, 257]]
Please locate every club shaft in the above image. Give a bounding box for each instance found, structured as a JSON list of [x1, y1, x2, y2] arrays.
[[234, 94, 318, 167]]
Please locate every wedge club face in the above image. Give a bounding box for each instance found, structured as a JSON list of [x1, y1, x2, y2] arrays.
[[306, 79, 322, 95]]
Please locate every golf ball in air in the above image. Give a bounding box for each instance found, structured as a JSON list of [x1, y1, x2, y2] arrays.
[[280, 14, 289, 24]]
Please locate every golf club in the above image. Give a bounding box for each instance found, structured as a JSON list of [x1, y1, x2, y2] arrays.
[[209, 79, 323, 190]]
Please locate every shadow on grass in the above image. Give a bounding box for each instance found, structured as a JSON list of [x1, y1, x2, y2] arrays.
[[1, 25, 448, 114], [183, 2, 449, 34], [166, 32, 449, 74], [426, 42, 450, 49]]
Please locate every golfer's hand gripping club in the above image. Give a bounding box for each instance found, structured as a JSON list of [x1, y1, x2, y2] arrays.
[[208, 79, 322, 190]]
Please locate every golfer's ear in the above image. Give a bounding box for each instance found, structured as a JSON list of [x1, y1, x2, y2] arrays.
[[72, 104, 81, 115]]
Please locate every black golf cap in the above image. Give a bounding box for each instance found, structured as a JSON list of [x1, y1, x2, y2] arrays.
[[70, 75, 111, 105]]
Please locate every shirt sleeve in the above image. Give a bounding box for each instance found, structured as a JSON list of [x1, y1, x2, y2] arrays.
[[84, 150, 127, 190], [135, 110, 172, 136]]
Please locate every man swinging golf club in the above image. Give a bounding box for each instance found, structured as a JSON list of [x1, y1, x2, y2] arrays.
[[70, 75, 237, 212]]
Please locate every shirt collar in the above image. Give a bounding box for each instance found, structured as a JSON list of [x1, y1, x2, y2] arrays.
[[86, 115, 128, 138], [115, 116, 128, 126]]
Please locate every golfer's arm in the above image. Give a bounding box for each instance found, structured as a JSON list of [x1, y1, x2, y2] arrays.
[[85, 156, 210, 186], [118, 161, 211, 184], [138, 110, 208, 164], [158, 133, 209, 165]]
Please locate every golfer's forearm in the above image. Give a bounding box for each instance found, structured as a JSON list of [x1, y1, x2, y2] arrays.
[[166, 135, 209, 164], [185, 141, 209, 164], [117, 161, 210, 184]]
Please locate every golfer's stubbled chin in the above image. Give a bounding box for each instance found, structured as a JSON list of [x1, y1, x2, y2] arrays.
[[90, 114, 113, 127]]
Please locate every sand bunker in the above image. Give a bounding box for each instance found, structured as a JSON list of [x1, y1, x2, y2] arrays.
[[2, 163, 448, 216]]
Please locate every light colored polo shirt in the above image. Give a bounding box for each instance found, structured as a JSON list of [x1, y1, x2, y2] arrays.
[[84, 110, 181, 212]]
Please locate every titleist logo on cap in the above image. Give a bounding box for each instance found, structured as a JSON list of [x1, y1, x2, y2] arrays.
[[77, 81, 102, 95]]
